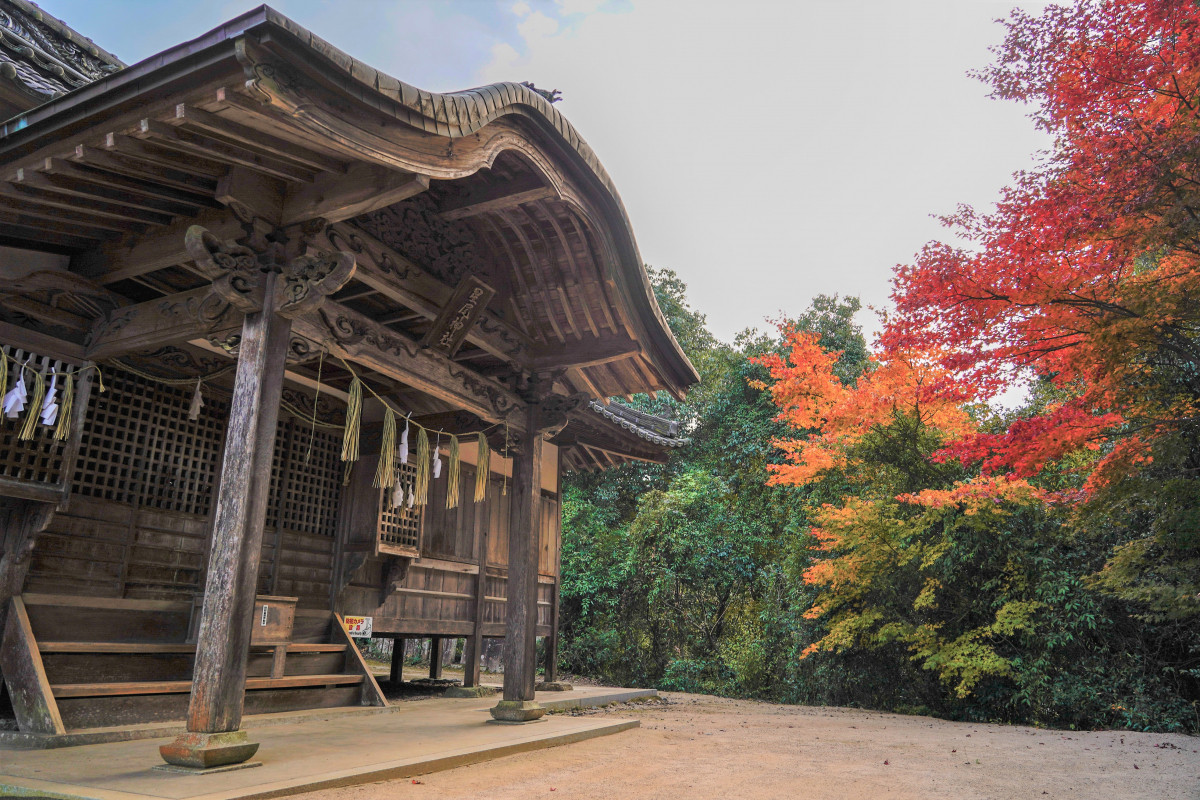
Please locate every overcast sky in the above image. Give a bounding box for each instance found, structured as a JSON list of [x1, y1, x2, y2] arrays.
[[45, 0, 1049, 344]]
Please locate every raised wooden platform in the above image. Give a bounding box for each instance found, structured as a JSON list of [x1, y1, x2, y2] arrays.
[[0, 686, 654, 800], [1, 594, 385, 735]]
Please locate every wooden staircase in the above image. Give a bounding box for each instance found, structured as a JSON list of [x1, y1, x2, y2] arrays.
[[1, 594, 385, 734]]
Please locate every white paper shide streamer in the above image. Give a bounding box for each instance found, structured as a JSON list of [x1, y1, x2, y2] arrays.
[[432, 431, 443, 479], [3, 362, 28, 419], [188, 378, 204, 421], [391, 480, 405, 509], [40, 370, 58, 427], [399, 415, 410, 465]]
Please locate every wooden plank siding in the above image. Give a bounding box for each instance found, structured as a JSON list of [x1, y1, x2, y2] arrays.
[[17, 364, 561, 642]]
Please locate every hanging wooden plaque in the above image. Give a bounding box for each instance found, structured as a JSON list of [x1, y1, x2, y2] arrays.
[[420, 275, 496, 358]]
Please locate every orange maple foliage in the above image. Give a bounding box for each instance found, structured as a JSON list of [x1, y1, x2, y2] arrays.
[[752, 330, 973, 487]]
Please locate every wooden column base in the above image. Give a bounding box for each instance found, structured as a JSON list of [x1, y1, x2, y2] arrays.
[[159, 730, 261, 770], [488, 699, 545, 723]]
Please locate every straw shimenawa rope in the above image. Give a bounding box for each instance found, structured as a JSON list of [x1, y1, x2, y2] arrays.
[[446, 434, 461, 509], [341, 375, 363, 462], [53, 371, 74, 441], [17, 367, 45, 441], [414, 425, 431, 506], [474, 431, 490, 503], [374, 406, 397, 489]]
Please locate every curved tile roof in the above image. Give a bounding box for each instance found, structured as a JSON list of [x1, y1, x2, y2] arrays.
[[0, 0, 121, 106], [589, 400, 690, 448], [0, 4, 699, 398]]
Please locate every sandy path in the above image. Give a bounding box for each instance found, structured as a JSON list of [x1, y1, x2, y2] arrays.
[[297, 693, 1200, 800]]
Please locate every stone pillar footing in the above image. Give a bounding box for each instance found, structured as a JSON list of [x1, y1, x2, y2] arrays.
[[536, 681, 574, 692], [489, 699, 546, 723], [445, 685, 497, 698], [159, 730, 260, 770]]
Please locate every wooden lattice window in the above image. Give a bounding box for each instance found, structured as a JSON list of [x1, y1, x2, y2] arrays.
[[377, 458, 422, 555], [73, 367, 225, 516], [265, 416, 342, 538], [0, 347, 77, 488]]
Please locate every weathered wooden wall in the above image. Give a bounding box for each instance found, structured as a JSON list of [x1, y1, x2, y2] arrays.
[[339, 451, 560, 635], [20, 368, 342, 609], [18, 365, 562, 637]]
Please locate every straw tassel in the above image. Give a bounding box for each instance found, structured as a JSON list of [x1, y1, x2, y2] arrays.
[[53, 371, 74, 441], [474, 432, 490, 503], [18, 367, 45, 440], [446, 434, 460, 509], [374, 407, 397, 488], [341, 376, 362, 462], [414, 426, 430, 506]]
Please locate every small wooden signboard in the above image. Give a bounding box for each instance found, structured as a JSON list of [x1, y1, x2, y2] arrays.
[[187, 595, 298, 645], [421, 275, 496, 357]]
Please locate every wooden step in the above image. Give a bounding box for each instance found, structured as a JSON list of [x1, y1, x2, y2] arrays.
[[39, 642, 347, 654], [51, 673, 365, 698]]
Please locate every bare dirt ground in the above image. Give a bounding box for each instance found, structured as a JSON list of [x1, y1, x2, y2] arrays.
[[294, 692, 1200, 800]]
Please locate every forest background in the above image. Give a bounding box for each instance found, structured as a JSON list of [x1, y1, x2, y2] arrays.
[[556, 0, 1200, 733]]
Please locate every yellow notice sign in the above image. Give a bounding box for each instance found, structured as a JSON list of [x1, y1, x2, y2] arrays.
[[344, 615, 373, 637]]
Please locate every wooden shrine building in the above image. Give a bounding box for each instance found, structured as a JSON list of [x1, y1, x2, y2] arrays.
[[0, 2, 696, 768]]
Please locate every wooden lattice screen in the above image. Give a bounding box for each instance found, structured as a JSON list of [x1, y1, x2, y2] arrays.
[[72, 367, 227, 515], [377, 458, 422, 554], [72, 366, 344, 534], [0, 347, 79, 491], [265, 416, 342, 538]]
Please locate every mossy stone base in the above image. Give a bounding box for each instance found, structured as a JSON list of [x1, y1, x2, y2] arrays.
[[536, 681, 574, 692], [445, 685, 497, 698], [488, 700, 546, 722], [159, 730, 260, 770]]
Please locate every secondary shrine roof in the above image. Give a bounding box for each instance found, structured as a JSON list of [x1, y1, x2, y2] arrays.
[[0, 0, 122, 117]]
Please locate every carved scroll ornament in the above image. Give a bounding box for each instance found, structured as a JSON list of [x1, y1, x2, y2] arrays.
[[184, 224, 355, 320]]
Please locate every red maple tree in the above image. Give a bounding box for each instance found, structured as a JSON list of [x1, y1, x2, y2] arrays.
[[884, 0, 1200, 486]]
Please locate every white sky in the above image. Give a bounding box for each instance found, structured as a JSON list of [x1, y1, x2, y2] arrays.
[[45, 0, 1050, 343]]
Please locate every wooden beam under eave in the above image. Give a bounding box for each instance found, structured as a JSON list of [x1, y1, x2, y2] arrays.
[[316, 221, 535, 364], [438, 175, 557, 221], [85, 287, 243, 360], [281, 163, 429, 225], [289, 301, 524, 427], [187, 337, 353, 403], [0, 296, 91, 333], [73, 207, 248, 283], [0, 320, 85, 362], [526, 339, 640, 372]]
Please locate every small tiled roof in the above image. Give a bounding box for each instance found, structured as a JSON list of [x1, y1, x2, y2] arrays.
[[0, 0, 122, 108], [588, 400, 689, 448]]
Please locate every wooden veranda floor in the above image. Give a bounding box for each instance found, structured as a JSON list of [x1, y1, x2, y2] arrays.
[[0, 686, 651, 800]]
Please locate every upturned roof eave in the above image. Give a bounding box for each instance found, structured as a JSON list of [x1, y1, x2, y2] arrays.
[[0, 4, 699, 398]]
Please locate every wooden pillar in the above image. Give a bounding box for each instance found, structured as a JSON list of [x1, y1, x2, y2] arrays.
[[490, 401, 545, 722], [389, 636, 405, 685], [544, 581, 560, 683], [429, 636, 443, 679], [464, 497, 488, 688], [160, 274, 291, 769]]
